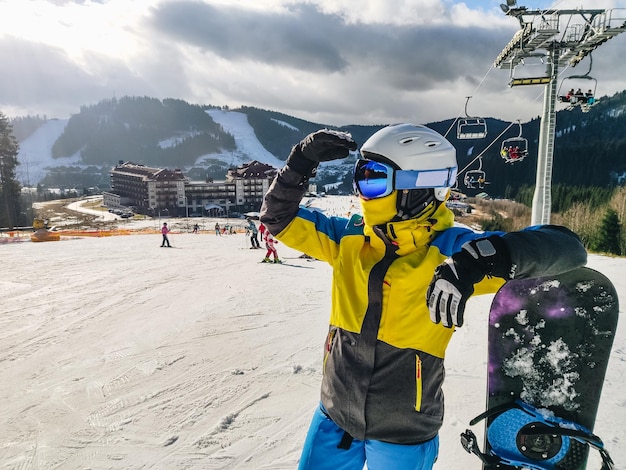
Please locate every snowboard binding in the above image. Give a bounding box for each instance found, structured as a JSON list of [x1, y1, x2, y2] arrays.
[[461, 400, 614, 470]]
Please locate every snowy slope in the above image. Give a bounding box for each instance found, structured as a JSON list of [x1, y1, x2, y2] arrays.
[[0, 196, 624, 469], [15, 110, 286, 185], [16, 119, 82, 185], [204, 109, 286, 168]]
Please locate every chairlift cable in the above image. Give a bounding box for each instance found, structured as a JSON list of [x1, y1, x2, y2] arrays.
[[561, 9, 573, 34], [514, 119, 522, 139], [444, 97, 473, 140], [547, 0, 566, 9], [455, 79, 546, 180], [443, 116, 461, 140], [472, 63, 495, 98], [443, 63, 494, 140], [543, 0, 568, 15]]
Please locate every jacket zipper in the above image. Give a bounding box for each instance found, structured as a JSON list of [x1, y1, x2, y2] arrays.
[[323, 329, 336, 374], [415, 354, 423, 412]]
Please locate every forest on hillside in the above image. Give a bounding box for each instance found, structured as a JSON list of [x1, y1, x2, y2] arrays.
[[49, 97, 236, 167]]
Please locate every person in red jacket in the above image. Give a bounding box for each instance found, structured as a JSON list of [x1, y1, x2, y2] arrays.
[[261, 230, 280, 263], [259, 222, 266, 243]]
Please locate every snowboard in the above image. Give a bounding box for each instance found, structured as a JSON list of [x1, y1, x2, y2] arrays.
[[461, 267, 619, 470]]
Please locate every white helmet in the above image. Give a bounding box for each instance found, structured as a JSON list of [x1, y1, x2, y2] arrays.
[[358, 124, 457, 220]]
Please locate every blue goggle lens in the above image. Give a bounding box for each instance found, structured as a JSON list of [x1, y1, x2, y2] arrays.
[[353, 160, 393, 199]]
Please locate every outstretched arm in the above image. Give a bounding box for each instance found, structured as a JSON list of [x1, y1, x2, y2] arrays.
[[503, 225, 587, 278]]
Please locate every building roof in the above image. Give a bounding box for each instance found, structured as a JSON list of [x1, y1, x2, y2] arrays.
[[112, 162, 186, 181], [228, 160, 278, 179], [153, 168, 186, 181]]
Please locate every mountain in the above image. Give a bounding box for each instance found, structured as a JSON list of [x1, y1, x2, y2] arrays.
[[12, 91, 626, 197]]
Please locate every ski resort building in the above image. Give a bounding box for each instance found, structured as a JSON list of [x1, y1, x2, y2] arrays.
[[105, 160, 278, 217]]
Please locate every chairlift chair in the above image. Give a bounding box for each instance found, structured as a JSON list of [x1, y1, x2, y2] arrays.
[[557, 75, 598, 112], [463, 157, 488, 190], [500, 121, 528, 164], [457, 118, 488, 140], [557, 57, 599, 112], [457, 96, 487, 139], [464, 170, 487, 190], [508, 54, 552, 87]]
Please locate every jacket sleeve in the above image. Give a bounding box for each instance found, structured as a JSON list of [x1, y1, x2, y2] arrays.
[[260, 165, 309, 236], [503, 225, 587, 279]]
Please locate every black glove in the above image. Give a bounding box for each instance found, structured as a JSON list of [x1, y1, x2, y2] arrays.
[[427, 235, 512, 328], [286, 129, 357, 177]]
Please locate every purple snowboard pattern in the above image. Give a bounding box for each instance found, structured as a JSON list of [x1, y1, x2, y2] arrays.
[[483, 267, 618, 469]]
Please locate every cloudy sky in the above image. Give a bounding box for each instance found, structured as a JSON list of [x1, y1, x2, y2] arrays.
[[1, 0, 625, 126]]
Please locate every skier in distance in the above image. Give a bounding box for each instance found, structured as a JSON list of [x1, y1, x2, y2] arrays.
[[160, 222, 171, 248]]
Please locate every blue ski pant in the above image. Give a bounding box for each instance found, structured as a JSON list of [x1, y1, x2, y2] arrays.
[[298, 405, 439, 470]]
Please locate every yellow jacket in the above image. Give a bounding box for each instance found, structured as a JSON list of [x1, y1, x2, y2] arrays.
[[261, 166, 587, 444]]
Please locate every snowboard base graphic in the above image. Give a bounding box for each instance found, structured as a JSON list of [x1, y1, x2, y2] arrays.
[[462, 267, 619, 469]]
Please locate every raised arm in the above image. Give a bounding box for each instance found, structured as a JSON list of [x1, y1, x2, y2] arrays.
[[260, 129, 356, 235]]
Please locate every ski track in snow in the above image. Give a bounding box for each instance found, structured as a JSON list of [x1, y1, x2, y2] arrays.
[[0, 198, 624, 469], [0, 230, 330, 469]]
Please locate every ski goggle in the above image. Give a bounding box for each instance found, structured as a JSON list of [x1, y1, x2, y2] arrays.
[[353, 159, 457, 199]]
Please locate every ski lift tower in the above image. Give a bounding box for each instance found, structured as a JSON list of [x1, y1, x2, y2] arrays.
[[495, 1, 626, 225]]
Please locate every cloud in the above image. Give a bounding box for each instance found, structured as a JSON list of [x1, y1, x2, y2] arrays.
[[149, 3, 351, 72], [0, 0, 625, 126], [0, 35, 162, 117], [0, 37, 102, 116], [138, 1, 528, 125], [149, 2, 514, 92]]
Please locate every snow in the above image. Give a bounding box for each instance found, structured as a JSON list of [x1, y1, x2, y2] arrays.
[[158, 132, 202, 149], [1, 195, 625, 469], [66, 197, 119, 222], [15, 119, 82, 185], [204, 109, 286, 169], [271, 118, 299, 131]]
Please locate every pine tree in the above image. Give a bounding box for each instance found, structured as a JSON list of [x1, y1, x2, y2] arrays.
[[593, 208, 622, 255], [0, 112, 21, 229]]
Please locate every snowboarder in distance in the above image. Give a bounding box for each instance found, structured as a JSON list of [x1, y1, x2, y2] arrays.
[[261, 230, 280, 263], [160, 222, 171, 247], [260, 125, 587, 470], [247, 218, 260, 248], [214, 222, 221, 236]]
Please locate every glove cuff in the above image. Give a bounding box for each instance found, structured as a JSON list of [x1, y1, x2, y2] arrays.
[[286, 145, 318, 177], [462, 235, 513, 280]]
